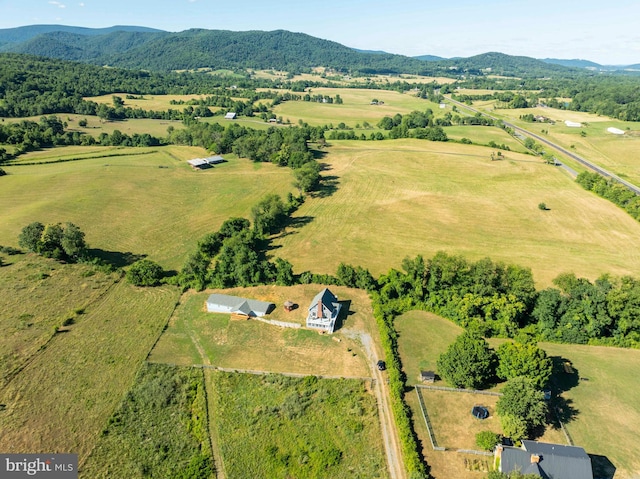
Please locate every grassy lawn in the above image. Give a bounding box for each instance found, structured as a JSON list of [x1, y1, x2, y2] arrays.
[[444, 125, 529, 153], [272, 139, 640, 286], [0, 254, 117, 387], [81, 363, 213, 479], [0, 279, 180, 464], [273, 88, 442, 127], [149, 285, 373, 378], [396, 311, 640, 479], [0, 145, 295, 271], [206, 370, 388, 479]]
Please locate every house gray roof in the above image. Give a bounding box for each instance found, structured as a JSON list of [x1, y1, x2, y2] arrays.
[[206, 294, 274, 317], [308, 288, 339, 315], [501, 441, 593, 479]]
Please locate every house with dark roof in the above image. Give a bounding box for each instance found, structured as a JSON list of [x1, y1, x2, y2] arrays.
[[206, 294, 275, 318], [306, 288, 341, 333], [497, 440, 593, 479]]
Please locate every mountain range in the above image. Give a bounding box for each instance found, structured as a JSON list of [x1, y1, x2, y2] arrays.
[[0, 24, 637, 76]]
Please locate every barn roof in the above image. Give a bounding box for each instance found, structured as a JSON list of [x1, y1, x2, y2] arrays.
[[206, 294, 274, 317], [501, 441, 593, 479]]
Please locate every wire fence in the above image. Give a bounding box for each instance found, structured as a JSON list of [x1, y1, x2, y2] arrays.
[[415, 384, 503, 396], [414, 386, 445, 451]]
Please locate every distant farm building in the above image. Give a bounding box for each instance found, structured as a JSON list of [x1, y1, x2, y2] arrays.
[[420, 370, 435, 383], [224, 112, 237, 120], [496, 441, 593, 479], [607, 127, 625, 135], [439, 103, 446, 109], [306, 288, 341, 333], [564, 120, 582, 127], [206, 294, 275, 318], [187, 155, 225, 169]]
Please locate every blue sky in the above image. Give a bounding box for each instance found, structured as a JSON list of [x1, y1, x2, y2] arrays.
[[1, 0, 639, 64]]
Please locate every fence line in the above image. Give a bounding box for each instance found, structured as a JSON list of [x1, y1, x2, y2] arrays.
[[415, 384, 503, 396], [414, 386, 445, 451], [554, 407, 575, 446], [456, 449, 493, 456]]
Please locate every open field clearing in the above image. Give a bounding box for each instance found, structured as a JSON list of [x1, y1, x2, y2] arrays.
[[0, 279, 179, 463], [0, 254, 117, 388], [397, 311, 640, 479], [81, 363, 212, 479], [444, 125, 528, 153], [0, 145, 295, 270], [466, 103, 640, 184], [84, 93, 222, 111], [149, 285, 373, 378], [252, 69, 456, 85], [206, 370, 388, 479], [273, 88, 442, 126], [2, 114, 183, 138], [272, 139, 640, 286]]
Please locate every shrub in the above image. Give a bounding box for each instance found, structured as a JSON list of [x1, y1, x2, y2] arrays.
[[476, 430, 501, 451], [126, 259, 164, 286]]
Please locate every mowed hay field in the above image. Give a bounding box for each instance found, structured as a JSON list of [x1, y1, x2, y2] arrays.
[[0, 279, 179, 464], [206, 371, 388, 479], [149, 285, 373, 378], [273, 88, 443, 127], [477, 104, 640, 185], [272, 139, 640, 286], [396, 312, 640, 479], [0, 145, 295, 271]]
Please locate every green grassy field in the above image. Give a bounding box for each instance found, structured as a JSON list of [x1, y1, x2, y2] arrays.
[[206, 370, 388, 479], [0, 254, 117, 388], [0, 145, 295, 271], [81, 363, 213, 479], [149, 285, 372, 378], [467, 102, 640, 185], [396, 311, 640, 479], [273, 87, 443, 127], [272, 139, 640, 286], [0, 278, 179, 464], [443, 125, 528, 153]]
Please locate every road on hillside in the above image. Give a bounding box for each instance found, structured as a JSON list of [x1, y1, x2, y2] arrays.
[[445, 96, 640, 195]]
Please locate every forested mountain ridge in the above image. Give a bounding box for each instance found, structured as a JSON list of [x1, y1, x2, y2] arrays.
[[0, 24, 163, 46], [0, 25, 601, 78]]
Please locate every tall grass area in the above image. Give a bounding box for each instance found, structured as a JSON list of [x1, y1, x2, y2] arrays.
[[0, 145, 295, 270], [206, 371, 388, 479], [0, 254, 117, 387], [81, 363, 213, 479], [0, 280, 179, 462], [273, 139, 640, 286]]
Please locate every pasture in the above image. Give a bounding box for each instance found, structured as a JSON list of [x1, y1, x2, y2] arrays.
[[0, 279, 179, 464], [0, 254, 117, 388], [396, 311, 640, 479], [273, 87, 443, 127], [0, 145, 295, 271], [271, 139, 640, 286], [206, 370, 388, 479], [149, 285, 374, 378]]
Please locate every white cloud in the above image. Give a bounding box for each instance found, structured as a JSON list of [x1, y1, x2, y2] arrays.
[[79, 2, 85, 6], [49, 1, 67, 7]]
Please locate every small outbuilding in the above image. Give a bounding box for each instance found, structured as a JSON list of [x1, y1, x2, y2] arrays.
[[224, 112, 237, 120], [283, 300, 295, 312], [607, 127, 625, 135], [564, 120, 581, 128], [420, 370, 436, 383]]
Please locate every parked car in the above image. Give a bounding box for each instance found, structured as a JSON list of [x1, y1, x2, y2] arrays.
[[376, 360, 386, 371]]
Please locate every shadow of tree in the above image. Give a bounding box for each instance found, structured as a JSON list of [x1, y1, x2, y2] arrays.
[[312, 175, 339, 198], [549, 356, 580, 393], [87, 248, 146, 268]]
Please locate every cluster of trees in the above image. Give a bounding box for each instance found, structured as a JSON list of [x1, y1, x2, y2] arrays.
[[174, 194, 300, 291], [18, 221, 87, 262], [437, 332, 551, 441], [576, 171, 640, 222], [437, 332, 553, 390]]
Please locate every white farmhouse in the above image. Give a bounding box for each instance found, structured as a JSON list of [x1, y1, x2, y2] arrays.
[[306, 288, 341, 333]]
